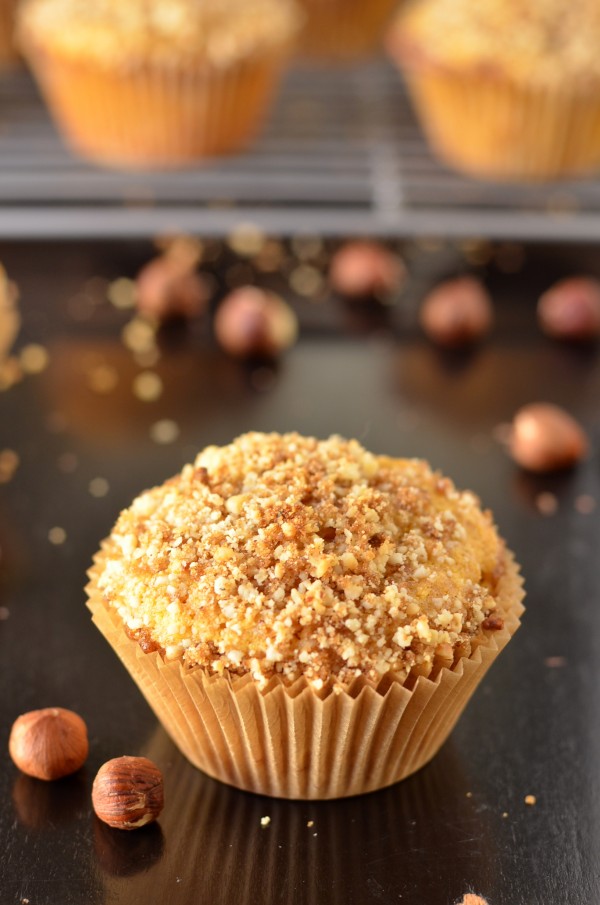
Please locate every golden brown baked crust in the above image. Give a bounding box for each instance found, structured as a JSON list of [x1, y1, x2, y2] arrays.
[[96, 433, 508, 689], [391, 0, 600, 87], [18, 0, 300, 69]]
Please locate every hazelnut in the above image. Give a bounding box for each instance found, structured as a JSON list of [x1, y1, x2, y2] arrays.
[[9, 707, 89, 780], [92, 756, 164, 830], [537, 276, 600, 341], [420, 276, 493, 347], [135, 254, 209, 322], [329, 241, 405, 301], [214, 286, 298, 358], [509, 403, 588, 472]]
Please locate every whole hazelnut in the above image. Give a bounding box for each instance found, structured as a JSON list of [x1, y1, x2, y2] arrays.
[[135, 254, 209, 322], [509, 403, 588, 472], [92, 756, 164, 830], [420, 276, 493, 348], [214, 286, 298, 358], [329, 241, 405, 301], [537, 276, 600, 341], [9, 707, 89, 780]]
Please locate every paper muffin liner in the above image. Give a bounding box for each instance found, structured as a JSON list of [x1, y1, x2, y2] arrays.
[[395, 62, 600, 182], [21, 42, 289, 168], [296, 0, 399, 62], [86, 548, 524, 800]]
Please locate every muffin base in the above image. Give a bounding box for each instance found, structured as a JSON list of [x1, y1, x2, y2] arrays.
[[400, 66, 600, 182], [23, 46, 288, 168], [86, 549, 524, 799], [297, 0, 399, 62]]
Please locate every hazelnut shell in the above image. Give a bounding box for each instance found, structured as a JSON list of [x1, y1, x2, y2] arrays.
[[509, 403, 588, 472], [92, 756, 164, 831], [214, 287, 298, 359], [420, 276, 493, 348], [329, 241, 405, 300], [537, 276, 600, 341]]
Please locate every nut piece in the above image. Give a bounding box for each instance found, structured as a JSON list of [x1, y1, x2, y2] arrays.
[[135, 253, 209, 322], [329, 241, 405, 300], [537, 276, 600, 341], [510, 403, 588, 472], [420, 276, 493, 347], [214, 286, 298, 358], [92, 756, 164, 830], [9, 707, 89, 780]]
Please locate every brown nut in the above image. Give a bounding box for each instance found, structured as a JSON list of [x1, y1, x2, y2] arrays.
[[134, 254, 209, 322], [9, 707, 89, 780], [537, 276, 600, 341], [92, 756, 164, 831], [214, 286, 298, 358], [329, 241, 405, 301], [420, 276, 493, 348], [510, 403, 588, 472]]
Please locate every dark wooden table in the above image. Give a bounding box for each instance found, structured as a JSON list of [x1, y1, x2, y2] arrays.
[[0, 240, 598, 905]]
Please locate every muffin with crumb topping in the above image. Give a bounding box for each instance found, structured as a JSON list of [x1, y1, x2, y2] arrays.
[[18, 0, 300, 168], [297, 0, 399, 62], [87, 432, 524, 799], [388, 0, 600, 181]]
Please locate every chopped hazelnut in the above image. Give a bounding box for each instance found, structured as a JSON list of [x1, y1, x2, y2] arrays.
[[420, 276, 493, 347]]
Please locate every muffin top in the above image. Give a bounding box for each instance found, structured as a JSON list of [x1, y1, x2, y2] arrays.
[[96, 432, 507, 689], [19, 0, 300, 68], [391, 0, 600, 87]]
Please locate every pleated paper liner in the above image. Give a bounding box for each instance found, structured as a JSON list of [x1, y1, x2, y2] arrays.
[[395, 62, 600, 182], [86, 548, 524, 800], [296, 0, 399, 62], [21, 41, 290, 168]]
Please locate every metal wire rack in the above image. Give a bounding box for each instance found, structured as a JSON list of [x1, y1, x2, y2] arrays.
[[0, 62, 598, 240]]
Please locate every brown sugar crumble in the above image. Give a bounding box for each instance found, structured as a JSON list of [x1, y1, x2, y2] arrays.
[[97, 432, 507, 689]]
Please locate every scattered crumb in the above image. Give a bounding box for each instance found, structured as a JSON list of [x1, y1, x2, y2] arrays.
[[535, 492, 558, 516], [0, 448, 19, 483], [457, 895, 488, 905], [87, 363, 119, 394], [20, 343, 49, 374], [21, 898, 29, 904], [133, 371, 163, 402], [260, 816, 271, 827], [150, 419, 180, 445], [575, 494, 596, 515], [89, 477, 110, 498], [545, 655, 567, 668], [57, 452, 79, 474], [307, 820, 314, 827], [48, 526, 67, 545], [0, 606, 9, 620], [228, 223, 266, 257], [465, 791, 473, 798], [502, 812, 508, 818], [108, 277, 136, 310], [313, 833, 318, 837], [524, 795, 537, 806], [290, 264, 324, 298]]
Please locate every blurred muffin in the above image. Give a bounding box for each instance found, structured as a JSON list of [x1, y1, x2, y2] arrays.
[[297, 0, 399, 62], [388, 0, 600, 181], [0, 0, 20, 68], [87, 432, 524, 799], [18, 0, 300, 168]]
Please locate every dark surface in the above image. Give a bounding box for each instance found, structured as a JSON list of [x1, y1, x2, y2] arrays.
[[0, 240, 599, 905]]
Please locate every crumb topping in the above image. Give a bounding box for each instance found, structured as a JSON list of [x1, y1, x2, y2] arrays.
[[394, 0, 600, 87], [19, 0, 300, 69], [97, 432, 505, 688]]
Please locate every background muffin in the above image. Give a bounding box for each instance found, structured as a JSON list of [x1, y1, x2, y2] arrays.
[[297, 0, 400, 62], [388, 0, 600, 182], [18, 0, 300, 168], [87, 432, 524, 799]]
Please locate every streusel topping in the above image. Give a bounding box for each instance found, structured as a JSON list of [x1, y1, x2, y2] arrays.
[[394, 0, 600, 87], [19, 0, 300, 68], [97, 432, 505, 688]]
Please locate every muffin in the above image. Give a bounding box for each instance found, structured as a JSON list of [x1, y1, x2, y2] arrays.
[[87, 432, 524, 799], [0, 0, 20, 69], [388, 0, 600, 181], [297, 0, 399, 62], [18, 0, 300, 168]]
